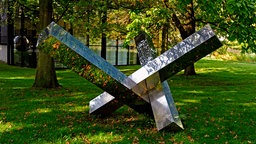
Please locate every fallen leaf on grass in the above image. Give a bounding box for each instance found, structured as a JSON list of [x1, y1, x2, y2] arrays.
[[233, 135, 238, 139], [188, 135, 194, 142], [0, 107, 8, 110], [204, 134, 210, 138], [215, 135, 220, 140], [211, 117, 215, 122], [132, 136, 139, 144], [137, 128, 142, 134]]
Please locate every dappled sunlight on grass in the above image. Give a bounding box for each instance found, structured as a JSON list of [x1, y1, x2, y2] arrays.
[[187, 90, 204, 94], [11, 87, 28, 90], [33, 108, 52, 114], [175, 102, 186, 106], [0, 76, 34, 80], [0, 121, 14, 133], [59, 102, 89, 112], [175, 98, 202, 107], [67, 106, 89, 112], [240, 103, 256, 107], [88, 132, 123, 143], [196, 67, 229, 73], [0, 60, 256, 143], [181, 99, 200, 103]]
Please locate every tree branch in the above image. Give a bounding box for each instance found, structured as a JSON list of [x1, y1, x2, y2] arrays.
[[17, 1, 38, 13], [172, 12, 187, 39], [55, 2, 70, 23], [196, 19, 229, 33]]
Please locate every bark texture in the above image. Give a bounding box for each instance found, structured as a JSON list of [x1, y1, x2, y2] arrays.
[[33, 0, 60, 88]]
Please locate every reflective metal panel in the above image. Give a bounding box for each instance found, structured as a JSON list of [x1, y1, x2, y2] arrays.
[[37, 22, 135, 89], [37, 22, 152, 116], [128, 25, 221, 84], [89, 92, 115, 114], [135, 33, 183, 130], [38, 22, 222, 131]]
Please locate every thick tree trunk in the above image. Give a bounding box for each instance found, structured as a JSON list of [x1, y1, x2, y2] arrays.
[[33, 53, 59, 88], [184, 65, 196, 75], [33, 0, 59, 88], [183, 3, 196, 76], [182, 21, 196, 76], [172, 3, 196, 76]]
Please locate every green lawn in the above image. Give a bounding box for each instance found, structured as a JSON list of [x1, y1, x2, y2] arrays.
[[0, 59, 255, 143]]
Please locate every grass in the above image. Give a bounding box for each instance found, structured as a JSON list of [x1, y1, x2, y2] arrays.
[[0, 59, 256, 144]]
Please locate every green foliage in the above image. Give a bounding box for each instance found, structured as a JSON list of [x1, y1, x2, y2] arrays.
[[7, 0, 255, 53], [0, 0, 8, 25], [1, 59, 256, 143], [124, 2, 177, 48], [232, 53, 256, 62], [195, 0, 256, 52], [125, 0, 256, 54]]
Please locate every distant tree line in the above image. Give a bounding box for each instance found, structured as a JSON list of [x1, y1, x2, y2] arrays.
[[6, 0, 255, 88]]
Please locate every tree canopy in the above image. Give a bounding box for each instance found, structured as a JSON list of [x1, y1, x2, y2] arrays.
[[126, 0, 255, 52], [11, 0, 255, 53], [6, 0, 256, 83]]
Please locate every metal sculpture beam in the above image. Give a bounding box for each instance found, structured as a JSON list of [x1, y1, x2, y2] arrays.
[[90, 32, 183, 130], [135, 32, 182, 130], [37, 22, 222, 131]]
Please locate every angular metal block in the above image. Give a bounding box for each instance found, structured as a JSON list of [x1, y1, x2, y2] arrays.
[[92, 32, 184, 130], [89, 25, 222, 118], [37, 22, 153, 116], [135, 32, 183, 130], [37, 22, 222, 131], [128, 25, 222, 85], [38, 23, 154, 118]]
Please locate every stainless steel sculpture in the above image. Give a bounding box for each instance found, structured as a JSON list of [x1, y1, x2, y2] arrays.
[[90, 32, 183, 130], [135, 33, 182, 130], [37, 22, 222, 131]]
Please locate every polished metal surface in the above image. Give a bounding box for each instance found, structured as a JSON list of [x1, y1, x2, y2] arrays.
[[89, 92, 115, 114], [91, 32, 183, 130], [37, 22, 134, 88], [128, 25, 219, 84], [135, 32, 183, 130], [38, 22, 222, 131], [38, 22, 152, 116]]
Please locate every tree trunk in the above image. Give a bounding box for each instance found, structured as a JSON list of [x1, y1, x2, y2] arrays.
[[160, 23, 168, 54], [172, 2, 196, 76], [182, 21, 196, 76], [7, 0, 14, 65], [86, 11, 90, 47], [183, 2, 196, 76], [33, 0, 60, 88], [33, 53, 59, 88], [101, 5, 107, 60]]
